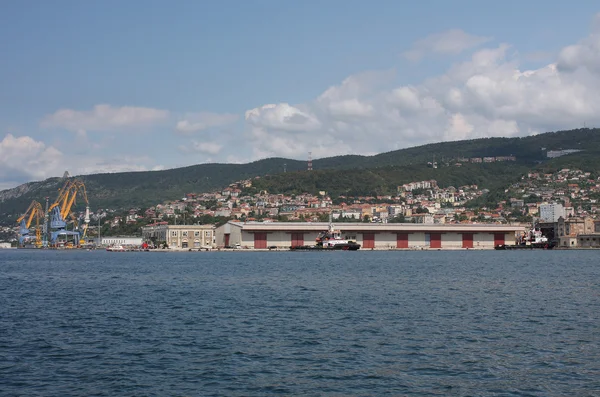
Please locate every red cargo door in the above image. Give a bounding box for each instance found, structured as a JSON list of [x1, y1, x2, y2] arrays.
[[291, 232, 304, 247], [494, 233, 505, 246], [396, 233, 409, 249], [224, 233, 230, 247], [363, 233, 375, 249], [254, 232, 267, 249], [462, 233, 474, 248], [430, 233, 442, 248]]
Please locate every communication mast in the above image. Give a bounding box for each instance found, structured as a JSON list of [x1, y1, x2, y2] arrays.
[[308, 151, 313, 171]]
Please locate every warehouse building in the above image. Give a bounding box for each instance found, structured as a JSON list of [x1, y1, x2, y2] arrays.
[[215, 221, 525, 250]]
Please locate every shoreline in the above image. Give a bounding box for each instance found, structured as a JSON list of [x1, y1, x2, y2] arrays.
[[6, 246, 600, 252]]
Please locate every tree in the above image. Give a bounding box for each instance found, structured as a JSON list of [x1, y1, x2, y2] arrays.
[[454, 214, 468, 222], [388, 214, 406, 223]]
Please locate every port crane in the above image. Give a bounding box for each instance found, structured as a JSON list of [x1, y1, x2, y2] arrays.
[[47, 179, 90, 246], [16, 200, 44, 247]]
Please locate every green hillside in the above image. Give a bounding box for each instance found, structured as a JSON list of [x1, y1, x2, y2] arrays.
[[2, 127, 600, 224], [250, 162, 530, 198]]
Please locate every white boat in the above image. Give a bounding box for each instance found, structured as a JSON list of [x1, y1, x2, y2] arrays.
[[291, 223, 361, 251], [106, 244, 125, 252]]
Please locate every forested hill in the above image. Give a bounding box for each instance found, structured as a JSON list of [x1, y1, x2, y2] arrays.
[[1, 127, 600, 221]]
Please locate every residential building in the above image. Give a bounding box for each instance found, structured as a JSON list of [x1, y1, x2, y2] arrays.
[[539, 203, 565, 223]]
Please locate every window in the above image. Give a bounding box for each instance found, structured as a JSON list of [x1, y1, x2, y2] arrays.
[[205, 231, 211, 237], [182, 231, 188, 237], [171, 231, 177, 237], [194, 231, 200, 237]]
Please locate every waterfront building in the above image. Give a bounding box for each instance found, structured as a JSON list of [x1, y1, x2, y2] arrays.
[[141, 224, 216, 249], [556, 215, 596, 248], [576, 234, 600, 248], [215, 221, 525, 250]]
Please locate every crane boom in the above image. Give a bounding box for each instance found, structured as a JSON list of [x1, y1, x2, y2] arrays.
[[60, 180, 89, 220], [17, 200, 44, 228], [46, 178, 91, 247], [17, 200, 44, 247]]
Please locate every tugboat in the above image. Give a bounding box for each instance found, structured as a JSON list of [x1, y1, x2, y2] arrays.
[[290, 223, 361, 251], [495, 228, 554, 250]]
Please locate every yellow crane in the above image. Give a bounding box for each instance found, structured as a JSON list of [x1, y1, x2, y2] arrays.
[[16, 200, 44, 247], [48, 179, 78, 217], [48, 179, 91, 246]]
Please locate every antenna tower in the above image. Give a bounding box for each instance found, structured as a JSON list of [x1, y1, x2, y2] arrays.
[[308, 152, 313, 171]]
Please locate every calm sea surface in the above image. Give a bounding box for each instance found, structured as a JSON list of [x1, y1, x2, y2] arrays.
[[1, 249, 599, 396]]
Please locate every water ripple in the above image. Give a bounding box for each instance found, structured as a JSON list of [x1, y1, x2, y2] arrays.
[[1, 249, 599, 396]]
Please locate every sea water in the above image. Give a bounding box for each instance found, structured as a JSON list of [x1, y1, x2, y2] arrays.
[[1, 249, 599, 396]]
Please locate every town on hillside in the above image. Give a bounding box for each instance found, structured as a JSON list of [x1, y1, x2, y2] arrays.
[[3, 167, 600, 249]]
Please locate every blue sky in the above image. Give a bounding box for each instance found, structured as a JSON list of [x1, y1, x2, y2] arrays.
[[1, 0, 600, 189]]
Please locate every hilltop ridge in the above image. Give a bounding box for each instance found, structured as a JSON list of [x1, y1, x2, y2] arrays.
[[1, 127, 600, 223]]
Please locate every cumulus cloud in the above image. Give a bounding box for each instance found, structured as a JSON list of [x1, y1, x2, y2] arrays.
[[557, 14, 600, 74], [244, 103, 345, 159], [403, 29, 492, 61], [41, 104, 170, 132], [175, 112, 239, 133], [0, 133, 170, 190], [244, 16, 600, 160], [245, 103, 321, 133], [179, 140, 223, 155], [0, 134, 64, 188]]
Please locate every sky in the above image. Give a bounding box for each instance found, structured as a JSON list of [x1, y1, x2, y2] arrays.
[[1, 0, 600, 190]]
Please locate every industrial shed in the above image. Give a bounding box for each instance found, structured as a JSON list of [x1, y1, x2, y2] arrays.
[[215, 221, 525, 250]]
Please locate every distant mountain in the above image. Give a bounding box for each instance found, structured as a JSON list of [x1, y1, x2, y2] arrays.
[[2, 128, 600, 223]]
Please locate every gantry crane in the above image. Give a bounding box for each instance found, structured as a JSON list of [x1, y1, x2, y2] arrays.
[[47, 179, 91, 246], [16, 200, 44, 247]]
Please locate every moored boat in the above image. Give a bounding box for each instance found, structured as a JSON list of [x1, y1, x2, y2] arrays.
[[495, 227, 554, 250], [106, 244, 125, 252], [291, 223, 361, 251]]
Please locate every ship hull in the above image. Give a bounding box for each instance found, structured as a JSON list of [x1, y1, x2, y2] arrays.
[[495, 243, 554, 250], [290, 243, 361, 251]]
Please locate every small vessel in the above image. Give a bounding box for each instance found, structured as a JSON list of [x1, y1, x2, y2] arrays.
[[495, 228, 554, 250], [106, 244, 125, 252], [291, 223, 361, 251]]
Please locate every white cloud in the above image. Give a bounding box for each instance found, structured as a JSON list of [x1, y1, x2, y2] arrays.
[[245, 103, 321, 133], [41, 104, 169, 132], [243, 16, 600, 160], [0, 133, 172, 190], [403, 29, 492, 61], [179, 140, 223, 155], [175, 112, 239, 133], [0, 134, 64, 186], [557, 14, 600, 75]]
